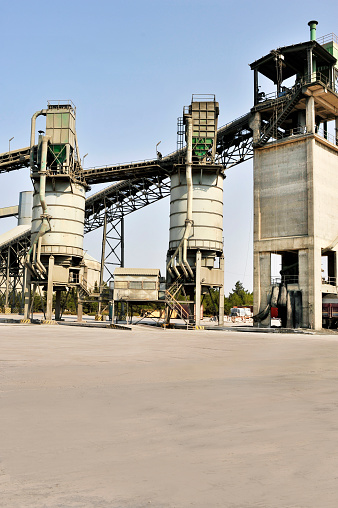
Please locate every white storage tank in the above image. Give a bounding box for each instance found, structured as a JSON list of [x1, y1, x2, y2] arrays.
[[18, 191, 33, 226], [169, 170, 224, 253], [31, 180, 85, 259]]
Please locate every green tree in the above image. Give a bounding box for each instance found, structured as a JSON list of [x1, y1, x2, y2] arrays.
[[224, 281, 253, 315], [202, 288, 219, 316]]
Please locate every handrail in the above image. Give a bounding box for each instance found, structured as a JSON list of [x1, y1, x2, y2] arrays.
[[83, 158, 160, 172], [322, 276, 337, 286], [317, 33, 338, 45], [316, 128, 338, 146], [165, 289, 190, 321], [257, 71, 338, 108], [218, 112, 251, 132]]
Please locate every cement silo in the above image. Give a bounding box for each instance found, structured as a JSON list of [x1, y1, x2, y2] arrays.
[[166, 96, 224, 326], [24, 101, 87, 321]]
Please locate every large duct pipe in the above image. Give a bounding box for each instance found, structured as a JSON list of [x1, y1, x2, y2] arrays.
[[182, 115, 194, 278], [30, 110, 47, 170], [39, 135, 51, 214], [166, 237, 184, 277], [26, 135, 51, 276], [166, 115, 194, 278], [178, 244, 188, 278], [308, 20, 318, 41]]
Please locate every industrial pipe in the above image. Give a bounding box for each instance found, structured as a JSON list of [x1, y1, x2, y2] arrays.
[[171, 257, 180, 278], [166, 237, 184, 277], [35, 134, 51, 274], [75, 132, 81, 167], [308, 20, 318, 41], [166, 114, 194, 278], [178, 244, 188, 277], [25, 220, 49, 276], [25, 135, 51, 276], [182, 115, 194, 278], [39, 135, 51, 214], [36, 235, 47, 275], [30, 110, 47, 170]]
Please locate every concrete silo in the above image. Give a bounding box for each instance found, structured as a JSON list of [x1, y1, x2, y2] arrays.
[[24, 101, 87, 321], [166, 96, 224, 326]]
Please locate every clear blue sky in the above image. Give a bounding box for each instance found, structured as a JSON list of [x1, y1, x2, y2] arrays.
[[0, 0, 337, 294]]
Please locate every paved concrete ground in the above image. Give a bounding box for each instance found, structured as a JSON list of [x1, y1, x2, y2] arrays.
[[0, 324, 338, 508]]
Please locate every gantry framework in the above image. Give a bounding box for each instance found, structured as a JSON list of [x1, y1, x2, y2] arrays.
[[0, 109, 255, 308], [3, 67, 338, 308], [0, 227, 31, 309], [2, 70, 338, 308]]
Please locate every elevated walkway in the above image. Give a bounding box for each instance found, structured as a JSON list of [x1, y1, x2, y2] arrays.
[[0, 225, 31, 249], [0, 146, 31, 174]]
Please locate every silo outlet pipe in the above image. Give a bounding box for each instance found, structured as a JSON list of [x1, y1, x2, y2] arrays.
[[167, 238, 184, 277], [35, 135, 51, 274], [178, 243, 188, 277], [26, 135, 51, 276], [166, 115, 194, 278], [39, 135, 51, 215], [182, 115, 194, 278]]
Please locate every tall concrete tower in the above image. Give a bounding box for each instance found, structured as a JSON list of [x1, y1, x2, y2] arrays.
[[250, 23, 338, 329]]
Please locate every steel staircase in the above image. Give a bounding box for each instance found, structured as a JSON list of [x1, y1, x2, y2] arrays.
[[77, 277, 90, 300], [167, 275, 184, 299], [165, 289, 192, 327], [165, 276, 193, 328], [254, 86, 303, 148]]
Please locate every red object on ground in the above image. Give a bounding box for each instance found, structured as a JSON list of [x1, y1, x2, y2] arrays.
[[271, 307, 278, 318]]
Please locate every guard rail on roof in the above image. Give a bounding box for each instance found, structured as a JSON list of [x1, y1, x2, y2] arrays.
[[192, 94, 216, 102], [317, 33, 338, 45], [256, 71, 338, 107]]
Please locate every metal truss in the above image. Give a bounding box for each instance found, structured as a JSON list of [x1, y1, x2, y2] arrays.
[[84, 173, 171, 233], [0, 146, 31, 174], [102, 217, 125, 283], [215, 112, 253, 169], [83, 159, 168, 185], [216, 131, 253, 168], [0, 233, 30, 309], [85, 173, 171, 283], [0, 109, 256, 299]]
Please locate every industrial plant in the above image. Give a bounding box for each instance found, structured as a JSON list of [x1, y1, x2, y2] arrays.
[[1, 21, 338, 330]]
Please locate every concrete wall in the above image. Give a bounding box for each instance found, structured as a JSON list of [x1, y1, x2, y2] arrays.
[[313, 139, 338, 245], [254, 138, 308, 239], [254, 134, 338, 329]]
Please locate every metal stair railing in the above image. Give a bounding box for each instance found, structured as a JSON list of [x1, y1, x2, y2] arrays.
[[77, 276, 90, 298], [165, 289, 191, 325], [255, 85, 303, 147], [167, 275, 185, 299]]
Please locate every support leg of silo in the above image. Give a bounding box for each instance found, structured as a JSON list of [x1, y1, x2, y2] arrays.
[[219, 255, 225, 326], [77, 299, 83, 322], [111, 299, 115, 323], [195, 250, 202, 326], [46, 256, 54, 321], [55, 291, 61, 321], [23, 267, 31, 319], [5, 245, 10, 307]]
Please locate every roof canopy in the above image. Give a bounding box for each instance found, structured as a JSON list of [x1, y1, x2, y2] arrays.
[[250, 41, 336, 83], [114, 268, 161, 277]]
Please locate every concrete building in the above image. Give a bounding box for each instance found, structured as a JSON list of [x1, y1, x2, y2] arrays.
[[250, 22, 338, 329], [113, 268, 163, 302]]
